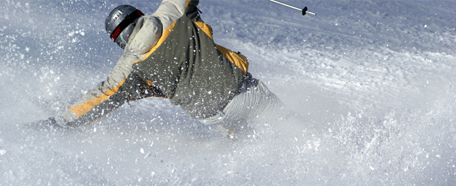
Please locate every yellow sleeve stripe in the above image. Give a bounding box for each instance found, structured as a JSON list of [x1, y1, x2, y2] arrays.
[[194, 22, 214, 40], [70, 78, 127, 118], [185, 0, 192, 9], [216, 45, 249, 75]]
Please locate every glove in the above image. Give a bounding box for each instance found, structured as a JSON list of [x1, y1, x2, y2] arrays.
[[27, 117, 69, 130]]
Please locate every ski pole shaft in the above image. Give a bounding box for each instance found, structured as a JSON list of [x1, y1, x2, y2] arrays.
[[268, 0, 316, 16]]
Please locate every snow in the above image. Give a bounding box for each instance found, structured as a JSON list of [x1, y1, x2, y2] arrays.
[[1, 0, 456, 185]]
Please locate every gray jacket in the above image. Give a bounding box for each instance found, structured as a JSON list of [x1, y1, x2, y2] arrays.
[[62, 0, 249, 126]]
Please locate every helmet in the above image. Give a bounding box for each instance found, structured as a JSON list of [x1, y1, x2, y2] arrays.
[[105, 5, 144, 49]]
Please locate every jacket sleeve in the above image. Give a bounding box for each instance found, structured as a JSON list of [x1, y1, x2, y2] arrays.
[[61, 53, 140, 127], [152, 0, 199, 28], [127, 0, 199, 54]]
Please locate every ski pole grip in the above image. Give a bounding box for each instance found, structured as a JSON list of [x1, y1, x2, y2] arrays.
[[302, 7, 307, 16]]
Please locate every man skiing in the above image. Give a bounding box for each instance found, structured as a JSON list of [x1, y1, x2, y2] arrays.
[[34, 0, 284, 137]]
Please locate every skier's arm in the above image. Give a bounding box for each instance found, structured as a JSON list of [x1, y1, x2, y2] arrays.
[[61, 53, 140, 127], [126, 0, 199, 55], [152, 0, 199, 27]]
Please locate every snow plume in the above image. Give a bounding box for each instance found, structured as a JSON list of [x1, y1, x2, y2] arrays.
[[1, 0, 455, 185]]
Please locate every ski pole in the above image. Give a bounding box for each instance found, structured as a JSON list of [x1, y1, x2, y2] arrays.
[[268, 0, 316, 16]]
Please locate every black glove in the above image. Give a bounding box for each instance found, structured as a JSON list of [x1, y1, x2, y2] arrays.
[[27, 117, 68, 130]]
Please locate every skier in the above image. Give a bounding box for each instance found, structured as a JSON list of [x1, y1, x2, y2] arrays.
[[33, 0, 284, 137]]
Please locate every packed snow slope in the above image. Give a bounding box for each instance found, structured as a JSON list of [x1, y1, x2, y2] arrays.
[[1, 0, 455, 185]]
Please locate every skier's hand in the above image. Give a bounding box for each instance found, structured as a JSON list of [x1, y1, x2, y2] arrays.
[[27, 117, 68, 130]]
